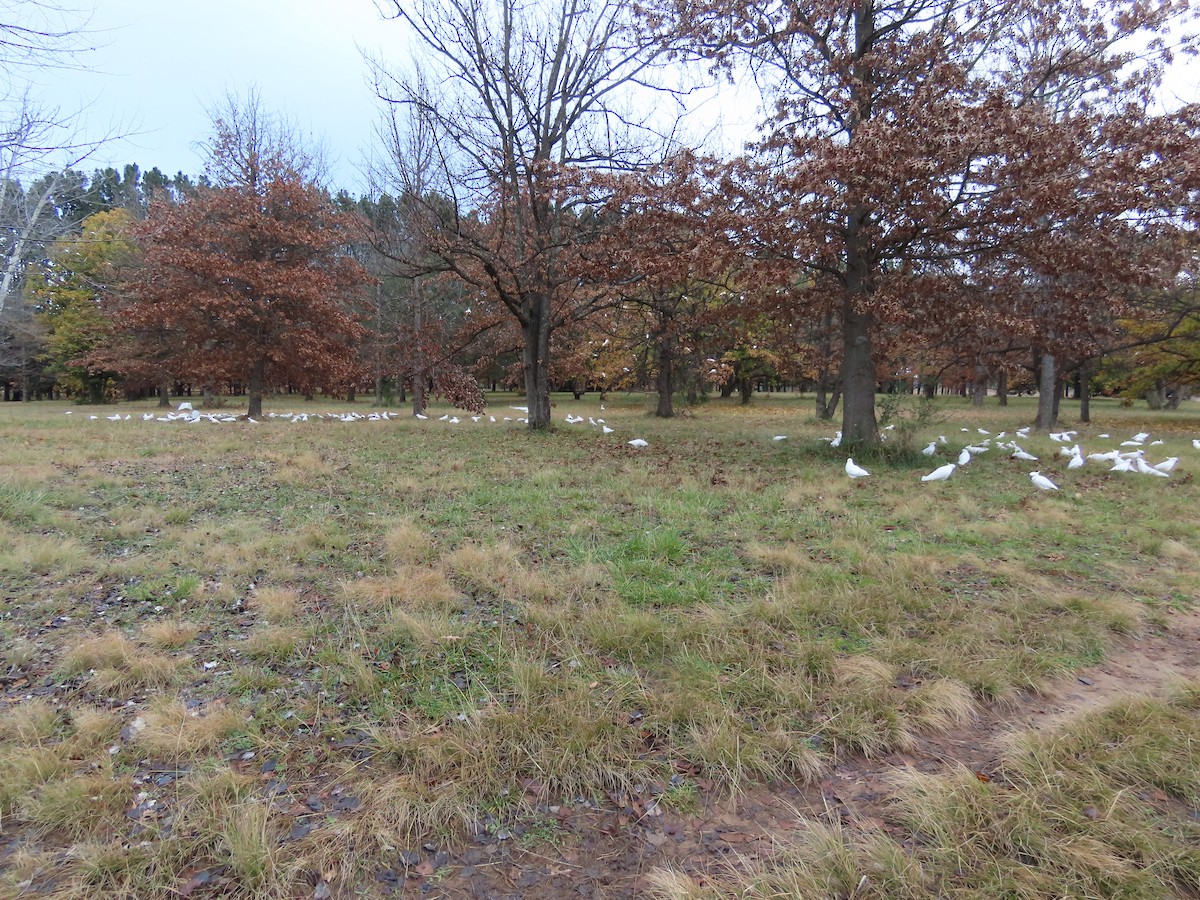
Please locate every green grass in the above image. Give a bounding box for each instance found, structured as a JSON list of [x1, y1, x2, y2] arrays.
[[1, 391, 1199, 897]]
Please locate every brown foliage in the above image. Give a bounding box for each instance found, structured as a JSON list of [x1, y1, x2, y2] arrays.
[[117, 178, 370, 411]]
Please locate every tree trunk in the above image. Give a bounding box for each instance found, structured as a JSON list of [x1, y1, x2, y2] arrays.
[[719, 379, 734, 399], [158, 375, 171, 408], [739, 377, 752, 405], [412, 371, 426, 415], [522, 296, 552, 430], [346, 386, 356, 403], [1145, 380, 1165, 409], [840, 300, 878, 447], [1034, 351, 1057, 431], [971, 366, 987, 407], [655, 338, 674, 418], [997, 369, 1008, 407], [374, 374, 384, 407], [1078, 361, 1091, 423], [247, 359, 266, 418]]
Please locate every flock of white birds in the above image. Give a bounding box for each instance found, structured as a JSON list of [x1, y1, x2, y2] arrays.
[[68, 403, 1189, 492], [67, 402, 646, 444], [829, 425, 1184, 491]]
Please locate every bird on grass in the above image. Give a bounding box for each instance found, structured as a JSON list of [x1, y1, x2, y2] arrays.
[[1030, 471, 1059, 491], [1135, 458, 1170, 477], [957, 448, 971, 466], [922, 441, 937, 456], [1153, 457, 1178, 473], [845, 458, 870, 478], [922, 463, 956, 482], [1011, 448, 1038, 462], [628, 438, 648, 448]]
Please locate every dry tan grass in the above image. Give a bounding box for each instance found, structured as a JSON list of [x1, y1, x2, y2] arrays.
[[341, 566, 461, 611], [88, 648, 182, 695], [217, 800, 282, 891], [267, 449, 330, 484], [382, 519, 434, 565], [0, 534, 91, 577], [133, 699, 247, 761], [3, 636, 38, 669], [444, 541, 522, 594], [1158, 539, 1199, 565], [140, 618, 202, 649], [244, 625, 304, 663], [744, 542, 814, 575], [0, 746, 70, 815], [0, 699, 59, 744], [64, 706, 122, 756], [904, 679, 976, 732], [381, 606, 467, 652], [683, 713, 825, 791], [19, 772, 129, 840], [249, 586, 301, 623]]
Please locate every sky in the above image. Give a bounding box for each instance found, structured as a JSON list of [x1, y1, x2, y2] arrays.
[[31, 0, 401, 194], [23, 1, 1198, 199]]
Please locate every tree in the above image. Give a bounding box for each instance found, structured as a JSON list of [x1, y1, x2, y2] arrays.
[[2, 4, 114, 320], [370, 0, 677, 429], [653, 0, 1199, 446], [117, 97, 370, 417], [28, 209, 136, 402]]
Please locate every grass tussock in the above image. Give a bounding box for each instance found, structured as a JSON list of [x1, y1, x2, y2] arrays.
[[133, 699, 247, 761], [342, 566, 461, 611], [383, 518, 435, 565], [0, 699, 59, 744], [59, 632, 183, 694], [140, 618, 202, 649], [244, 625, 304, 663], [19, 773, 129, 841], [0, 533, 91, 577], [445, 541, 522, 594], [249, 585, 301, 623]]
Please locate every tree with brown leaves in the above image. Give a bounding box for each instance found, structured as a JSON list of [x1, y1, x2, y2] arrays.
[[370, 0, 678, 429], [117, 95, 369, 417], [650, 0, 1199, 444]]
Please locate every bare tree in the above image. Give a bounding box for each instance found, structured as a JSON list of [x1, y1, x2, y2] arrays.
[[202, 87, 328, 193], [1, 3, 112, 320], [369, 0, 677, 429]]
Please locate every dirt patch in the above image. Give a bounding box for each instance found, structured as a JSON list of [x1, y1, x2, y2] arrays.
[[408, 607, 1200, 898]]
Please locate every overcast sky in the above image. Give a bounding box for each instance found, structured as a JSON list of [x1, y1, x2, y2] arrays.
[[25, 1, 1198, 198], [33, 0, 397, 193]]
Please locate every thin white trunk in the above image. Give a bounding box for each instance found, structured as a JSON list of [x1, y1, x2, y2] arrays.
[[0, 173, 58, 317]]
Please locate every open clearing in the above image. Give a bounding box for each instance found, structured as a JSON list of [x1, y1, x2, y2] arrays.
[[1, 393, 1199, 899]]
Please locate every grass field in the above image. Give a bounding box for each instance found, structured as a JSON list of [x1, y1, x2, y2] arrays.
[[1, 391, 1199, 898]]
